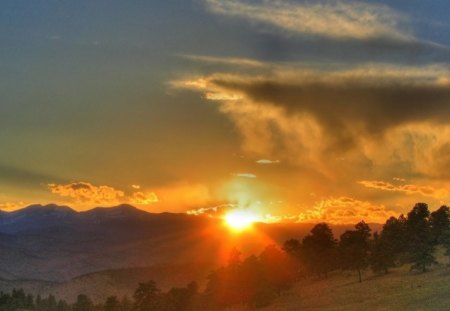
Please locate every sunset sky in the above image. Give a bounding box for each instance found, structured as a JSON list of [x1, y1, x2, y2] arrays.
[[1, 0, 450, 223]]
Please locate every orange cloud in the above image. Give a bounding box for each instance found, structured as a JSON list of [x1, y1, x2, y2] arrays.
[[129, 191, 159, 205], [186, 204, 232, 217], [359, 180, 449, 200], [298, 197, 397, 224], [48, 182, 125, 205], [47, 181, 213, 211]]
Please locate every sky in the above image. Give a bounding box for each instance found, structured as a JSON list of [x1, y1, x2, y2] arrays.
[[1, 0, 450, 224]]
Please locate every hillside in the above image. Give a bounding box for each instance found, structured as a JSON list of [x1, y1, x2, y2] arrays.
[[0, 263, 209, 303], [259, 253, 450, 311]]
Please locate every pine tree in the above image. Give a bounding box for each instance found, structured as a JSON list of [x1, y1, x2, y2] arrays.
[[370, 232, 395, 274], [105, 296, 121, 311], [133, 281, 162, 311], [339, 221, 371, 282], [73, 294, 94, 311], [301, 223, 337, 278], [406, 203, 437, 272], [430, 205, 450, 243]]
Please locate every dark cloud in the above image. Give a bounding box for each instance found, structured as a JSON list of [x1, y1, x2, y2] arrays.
[[211, 73, 450, 151]]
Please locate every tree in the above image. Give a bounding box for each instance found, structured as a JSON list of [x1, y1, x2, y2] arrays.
[[163, 282, 198, 311], [283, 239, 302, 260], [133, 281, 162, 311], [120, 296, 133, 311], [57, 299, 71, 311], [72, 294, 94, 311], [259, 245, 297, 295], [441, 229, 450, 264], [430, 206, 450, 243], [339, 221, 371, 282], [406, 203, 437, 272], [47, 294, 58, 311], [282, 238, 303, 276], [370, 215, 409, 273], [370, 232, 395, 274], [301, 223, 337, 278], [105, 296, 121, 311]]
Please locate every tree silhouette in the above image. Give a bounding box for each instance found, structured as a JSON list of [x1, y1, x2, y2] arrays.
[[120, 296, 133, 311], [163, 282, 198, 311], [105, 296, 121, 311], [406, 203, 437, 272], [72, 294, 94, 311], [57, 299, 71, 311], [259, 245, 297, 295], [370, 215, 408, 273], [441, 229, 450, 264], [370, 231, 395, 274], [430, 205, 450, 243], [339, 221, 371, 282], [133, 280, 162, 311], [301, 223, 337, 278]]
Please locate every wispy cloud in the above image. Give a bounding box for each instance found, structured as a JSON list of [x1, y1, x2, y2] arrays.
[[180, 54, 268, 68], [234, 173, 257, 178], [359, 180, 449, 200], [186, 204, 232, 216], [256, 159, 280, 164], [203, 0, 412, 41]]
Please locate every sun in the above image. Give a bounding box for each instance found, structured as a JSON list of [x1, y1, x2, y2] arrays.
[[224, 210, 258, 231]]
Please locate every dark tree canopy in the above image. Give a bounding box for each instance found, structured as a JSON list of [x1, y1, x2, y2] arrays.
[[339, 221, 371, 282], [430, 205, 450, 243], [301, 223, 337, 278], [406, 203, 437, 272]]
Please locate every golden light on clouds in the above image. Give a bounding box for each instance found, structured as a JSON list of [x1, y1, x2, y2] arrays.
[[47, 181, 212, 211], [204, 0, 412, 40], [358, 180, 449, 200], [129, 191, 159, 205], [48, 182, 125, 206], [298, 197, 397, 224]]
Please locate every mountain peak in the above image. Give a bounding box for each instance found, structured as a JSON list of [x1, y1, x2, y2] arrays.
[[14, 203, 76, 215], [82, 204, 147, 219]]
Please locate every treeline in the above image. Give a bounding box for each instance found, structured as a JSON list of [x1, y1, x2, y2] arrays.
[[284, 203, 450, 282], [1, 203, 449, 310]]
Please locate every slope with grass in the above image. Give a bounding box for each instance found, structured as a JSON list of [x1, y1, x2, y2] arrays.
[[261, 253, 450, 311]]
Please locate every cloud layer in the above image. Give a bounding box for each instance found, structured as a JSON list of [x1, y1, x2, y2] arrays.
[[204, 0, 411, 40], [48, 182, 125, 205], [175, 64, 450, 178], [359, 180, 448, 200], [298, 197, 397, 224]]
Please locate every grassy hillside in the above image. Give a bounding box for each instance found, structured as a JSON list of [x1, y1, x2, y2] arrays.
[[260, 250, 450, 311]]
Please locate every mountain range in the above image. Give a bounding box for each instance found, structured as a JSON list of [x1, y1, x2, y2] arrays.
[[0, 204, 381, 302]]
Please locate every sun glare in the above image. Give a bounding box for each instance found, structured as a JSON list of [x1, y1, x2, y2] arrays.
[[224, 210, 258, 231]]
